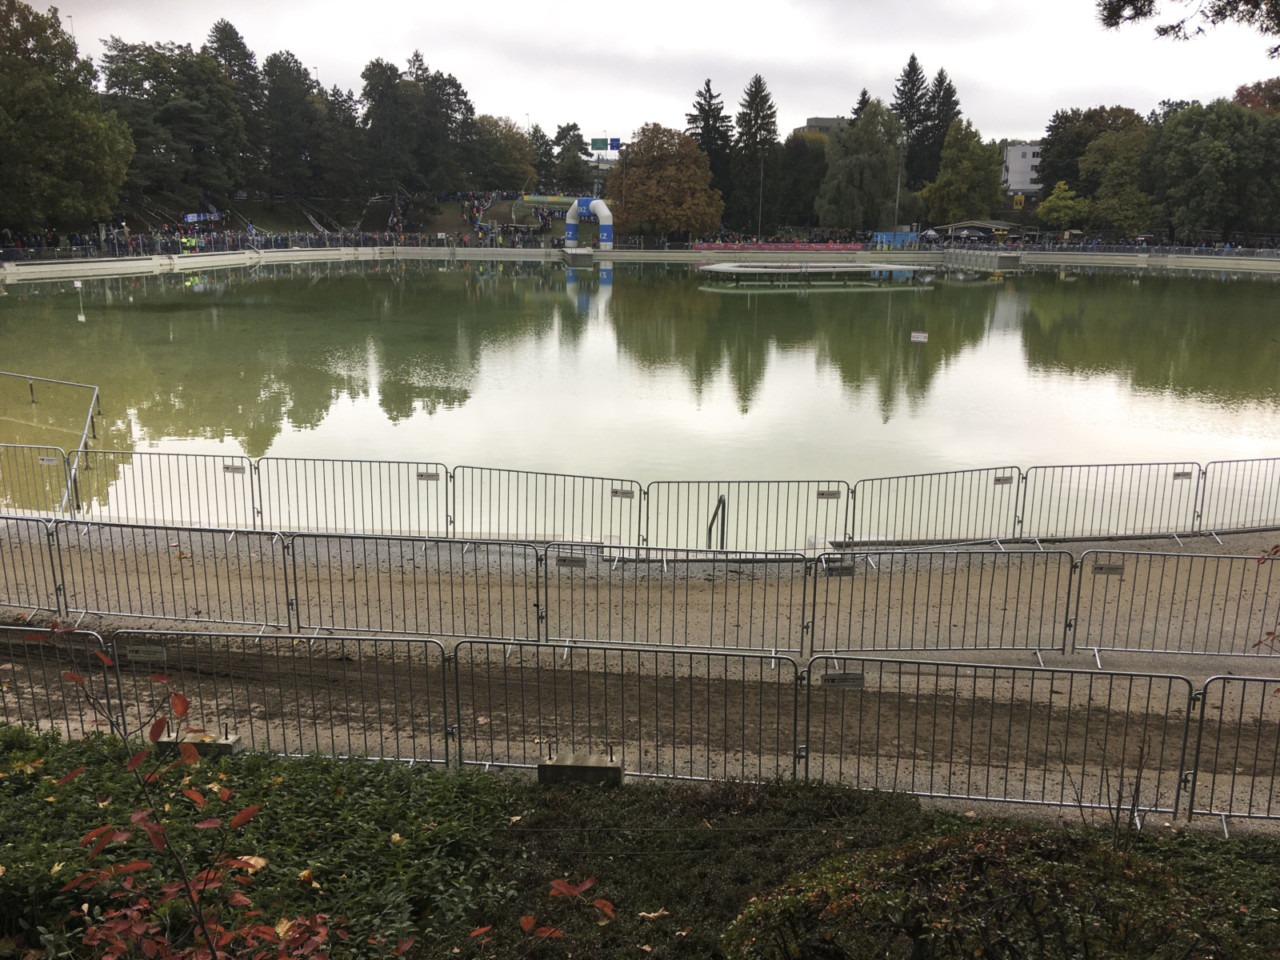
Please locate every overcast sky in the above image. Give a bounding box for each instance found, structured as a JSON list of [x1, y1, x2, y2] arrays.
[[47, 0, 1280, 144]]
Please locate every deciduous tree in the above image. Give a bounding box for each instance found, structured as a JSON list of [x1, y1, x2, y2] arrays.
[[919, 119, 1002, 223], [816, 98, 902, 230], [1037, 180, 1089, 230], [0, 0, 133, 228], [604, 123, 723, 237]]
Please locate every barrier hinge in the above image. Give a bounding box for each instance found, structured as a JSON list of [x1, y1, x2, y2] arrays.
[[794, 744, 808, 761], [795, 670, 807, 686], [443, 653, 457, 666], [1189, 690, 1204, 706]]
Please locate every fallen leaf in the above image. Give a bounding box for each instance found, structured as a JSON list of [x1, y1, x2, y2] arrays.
[[676, 926, 692, 937], [50, 862, 64, 875], [236, 856, 268, 873], [639, 908, 669, 920], [964, 811, 976, 818], [509, 815, 522, 823], [390, 833, 404, 844], [639, 947, 652, 953], [476, 716, 490, 726]]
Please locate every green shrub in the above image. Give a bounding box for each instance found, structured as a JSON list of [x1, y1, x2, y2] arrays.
[[722, 827, 1272, 960]]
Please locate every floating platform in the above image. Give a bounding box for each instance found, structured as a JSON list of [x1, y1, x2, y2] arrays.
[[697, 261, 926, 290]]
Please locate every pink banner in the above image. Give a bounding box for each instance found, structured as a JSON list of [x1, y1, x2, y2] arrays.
[[692, 242, 864, 252]]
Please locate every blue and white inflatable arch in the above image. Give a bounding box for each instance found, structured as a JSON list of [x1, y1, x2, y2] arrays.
[[564, 197, 613, 251]]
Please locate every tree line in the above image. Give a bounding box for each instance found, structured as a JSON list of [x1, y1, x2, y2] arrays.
[[4, 0, 1280, 242]]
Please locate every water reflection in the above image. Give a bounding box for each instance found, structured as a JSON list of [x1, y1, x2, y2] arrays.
[[1, 262, 1277, 476]]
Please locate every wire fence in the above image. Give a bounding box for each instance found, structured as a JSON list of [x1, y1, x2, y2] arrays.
[[6, 447, 1279, 550], [6, 622, 1277, 825]]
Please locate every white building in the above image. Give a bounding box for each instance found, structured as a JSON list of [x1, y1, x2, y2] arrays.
[[1003, 142, 1042, 197]]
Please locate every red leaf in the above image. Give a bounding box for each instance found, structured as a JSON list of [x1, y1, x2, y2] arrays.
[[62, 671, 85, 685], [55, 766, 86, 786], [148, 716, 168, 743], [171, 692, 190, 719], [80, 824, 114, 847], [182, 788, 207, 808], [469, 926, 492, 938], [195, 818, 222, 829], [548, 879, 576, 897], [575, 876, 597, 896], [519, 916, 537, 933], [228, 892, 252, 907], [230, 805, 260, 829], [130, 808, 155, 824], [593, 898, 615, 919], [179, 742, 200, 766], [533, 927, 564, 939], [149, 674, 170, 683], [220, 787, 232, 803], [95, 650, 115, 668], [60, 870, 99, 892], [393, 938, 414, 956], [126, 749, 149, 771]]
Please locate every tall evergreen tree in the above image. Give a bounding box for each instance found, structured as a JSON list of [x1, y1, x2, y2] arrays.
[[728, 73, 780, 234], [528, 123, 556, 189], [552, 122, 592, 193], [260, 51, 315, 196], [685, 78, 733, 201], [891, 53, 929, 189], [917, 68, 961, 185], [852, 88, 871, 121], [203, 20, 262, 187]]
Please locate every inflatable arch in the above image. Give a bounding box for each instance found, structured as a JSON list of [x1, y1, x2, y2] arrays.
[[564, 197, 613, 251]]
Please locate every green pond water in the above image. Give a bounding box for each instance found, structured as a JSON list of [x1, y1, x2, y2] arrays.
[[1, 260, 1278, 482]]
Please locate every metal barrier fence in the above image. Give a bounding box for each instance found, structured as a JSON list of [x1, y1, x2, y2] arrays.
[[10, 621, 1280, 823], [543, 544, 808, 652], [288, 533, 540, 640], [1021, 462, 1201, 540], [850, 468, 1021, 545], [257, 457, 451, 536], [453, 466, 642, 545], [453, 639, 801, 781], [0, 444, 73, 517], [70, 450, 257, 529], [55, 521, 289, 630], [645, 480, 849, 551], [1199, 458, 1280, 534], [1188, 676, 1280, 822], [8, 517, 1280, 663], [5, 447, 1280, 550], [808, 550, 1074, 656], [805, 657, 1193, 814], [110, 630, 450, 764], [0, 624, 112, 739], [0, 517, 60, 617], [1073, 551, 1280, 658]]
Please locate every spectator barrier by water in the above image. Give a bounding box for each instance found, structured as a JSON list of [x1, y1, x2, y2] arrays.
[[4, 447, 1278, 550], [7, 622, 1277, 824]]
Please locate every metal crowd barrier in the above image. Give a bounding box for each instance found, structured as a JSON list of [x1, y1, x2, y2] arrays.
[[542, 543, 808, 652], [5, 447, 1280, 550], [452, 466, 642, 545], [0, 516, 60, 617], [55, 521, 289, 629], [257, 457, 450, 536], [0, 624, 113, 740], [0, 444, 73, 517], [287, 533, 540, 640], [5, 619, 1280, 824], [1073, 551, 1280, 659], [453, 639, 802, 781], [110, 630, 450, 764], [1020, 462, 1200, 540], [804, 657, 1193, 815], [850, 467, 1021, 545], [70, 450, 257, 529], [645, 480, 850, 551], [808, 550, 1074, 656]]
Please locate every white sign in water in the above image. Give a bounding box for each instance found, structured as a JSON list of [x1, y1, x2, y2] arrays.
[[910, 331, 928, 343]]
